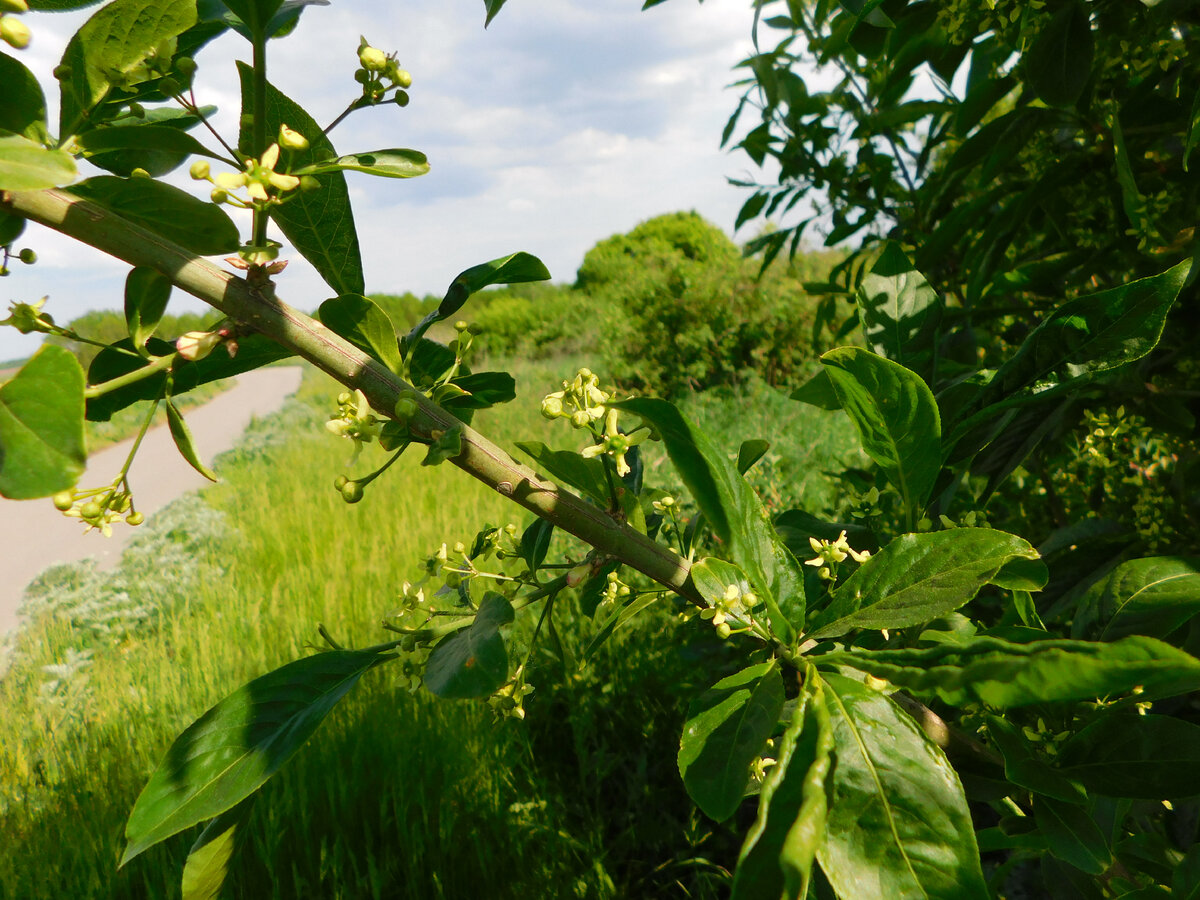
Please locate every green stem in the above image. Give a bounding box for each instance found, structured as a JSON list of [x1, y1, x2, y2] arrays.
[[84, 352, 176, 399], [118, 387, 163, 480]]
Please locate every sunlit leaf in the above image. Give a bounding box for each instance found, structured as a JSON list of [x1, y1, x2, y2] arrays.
[[424, 593, 512, 698], [166, 397, 217, 482], [0, 134, 76, 191], [294, 149, 429, 179], [318, 294, 402, 374]]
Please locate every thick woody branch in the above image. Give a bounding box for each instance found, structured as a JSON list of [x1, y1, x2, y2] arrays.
[[2, 186, 697, 603]]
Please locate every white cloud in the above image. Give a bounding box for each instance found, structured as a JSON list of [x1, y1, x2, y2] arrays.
[[2, 0, 763, 360]]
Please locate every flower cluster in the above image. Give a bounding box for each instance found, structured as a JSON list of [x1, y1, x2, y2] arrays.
[[325, 390, 382, 461], [541, 367, 610, 427], [1, 0, 31, 51], [580, 408, 646, 478], [698, 583, 761, 639], [804, 530, 871, 582], [356, 37, 412, 107], [490, 665, 534, 720], [53, 485, 143, 537], [0, 297, 54, 334]]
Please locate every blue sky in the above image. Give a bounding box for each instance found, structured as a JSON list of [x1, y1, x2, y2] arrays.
[[1, 0, 762, 361]]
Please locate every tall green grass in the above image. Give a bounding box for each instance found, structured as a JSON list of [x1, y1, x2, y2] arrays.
[[0, 356, 860, 899]]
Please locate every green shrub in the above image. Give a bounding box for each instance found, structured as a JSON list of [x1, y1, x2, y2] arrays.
[[469, 283, 594, 360]]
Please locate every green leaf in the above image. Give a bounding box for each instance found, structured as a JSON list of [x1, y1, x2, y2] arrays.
[[76, 124, 224, 178], [1033, 796, 1110, 875], [0, 51, 49, 142], [731, 666, 833, 900], [483, 0, 507, 26], [1024, 0, 1093, 108], [0, 133, 77, 191], [1111, 114, 1150, 237], [514, 441, 610, 505], [616, 398, 806, 643], [180, 797, 254, 900], [424, 593, 512, 699], [441, 371, 516, 412], [737, 439, 770, 475], [1057, 714, 1200, 799], [317, 294, 402, 374], [28, 0, 107, 8], [124, 267, 172, 352], [583, 592, 661, 660], [816, 635, 1200, 708], [856, 242, 942, 371], [122, 649, 382, 864], [808, 528, 1040, 641], [678, 661, 785, 823], [68, 176, 239, 256], [86, 335, 292, 421], [237, 62, 364, 295], [821, 347, 941, 521], [294, 149, 429, 179], [789, 369, 841, 410], [818, 674, 987, 899], [1075, 557, 1200, 642], [0, 345, 87, 500], [420, 424, 463, 467], [165, 397, 217, 482], [987, 260, 1192, 400], [691, 558, 766, 638], [58, 0, 198, 136], [518, 518, 554, 571], [986, 715, 1086, 803]]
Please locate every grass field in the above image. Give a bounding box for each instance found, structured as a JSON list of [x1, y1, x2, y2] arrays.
[[0, 356, 861, 899]]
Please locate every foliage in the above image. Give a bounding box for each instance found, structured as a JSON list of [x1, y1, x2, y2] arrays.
[[578, 211, 834, 396], [2, 1, 1200, 899]]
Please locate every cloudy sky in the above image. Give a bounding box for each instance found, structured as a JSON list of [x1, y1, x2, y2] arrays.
[[1, 0, 766, 361]]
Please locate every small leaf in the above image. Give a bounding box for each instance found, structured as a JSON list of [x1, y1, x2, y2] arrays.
[[77, 124, 224, 178], [1024, 0, 1093, 108], [122, 650, 382, 864], [737, 439, 770, 475], [483, 0, 507, 26], [424, 593, 513, 698], [817, 673, 987, 899], [678, 661, 785, 823], [731, 665, 833, 900], [318, 294, 402, 374], [518, 518, 554, 571], [0, 133, 77, 191], [816, 634, 1200, 708], [0, 50, 49, 142], [616, 398, 806, 642], [0, 346, 87, 500], [441, 371, 516, 412], [124, 267, 172, 351], [808, 528, 1041, 640], [166, 398, 217, 482], [1057, 713, 1200, 799], [181, 798, 254, 900], [856, 242, 942, 371], [421, 424, 463, 467], [68, 176, 240, 256], [789, 369, 841, 410], [237, 62, 364, 295], [821, 347, 941, 521], [294, 149, 429, 179]]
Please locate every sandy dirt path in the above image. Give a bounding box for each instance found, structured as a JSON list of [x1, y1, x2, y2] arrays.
[[0, 366, 304, 634]]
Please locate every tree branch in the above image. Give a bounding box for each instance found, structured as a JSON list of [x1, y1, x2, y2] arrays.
[[2, 186, 698, 604]]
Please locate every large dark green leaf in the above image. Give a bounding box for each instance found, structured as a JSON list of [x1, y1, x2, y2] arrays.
[[731, 667, 833, 900], [986, 260, 1191, 401], [856, 242, 942, 372], [122, 650, 382, 864], [817, 674, 987, 899], [86, 335, 293, 421], [180, 797, 254, 900], [1057, 714, 1200, 799], [0, 51, 48, 142], [1033, 796, 1110, 875], [986, 715, 1086, 803], [514, 441, 609, 505], [318, 294, 402, 374], [1074, 557, 1200, 642], [816, 635, 1200, 708], [58, 0, 198, 136], [1024, 0, 1093, 108], [423, 593, 512, 699], [237, 62, 363, 295], [616, 398, 806, 643], [0, 346, 87, 500], [678, 661, 784, 823], [821, 347, 941, 522], [77, 124, 224, 177], [68, 176, 239, 256], [0, 134, 77, 190], [807, 528, 1041, 640], [124, 266, 172, 352], [294, 149, 429, 179]]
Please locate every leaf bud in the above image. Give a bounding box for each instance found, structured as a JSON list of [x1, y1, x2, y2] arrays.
[[1, 15, 31, 50], [189, 160, 211, 180], [354, 68, 370, 84], [52, 64, 72, 80], [17, 248, 35, 264]]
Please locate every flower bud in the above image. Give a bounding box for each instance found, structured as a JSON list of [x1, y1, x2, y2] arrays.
[[17, 248, 35, 264], [358, 45, 387, 72], [278, 124, 309, 151], [210, 188, 228, 204], [391, 67, 412, 89], [80, 500, 102, 519], [298, 175, 320, 192], [333, 474, 349, 490], [126, 511, 145, 526], [189, 160, 211, 180], [394, 396, 419, 422], [157, 76, 181, 96], [52, 490, 73, 511], [354, 69, 370, 84], [341, 482, 364, 503], [1, 15, 31, 50], [174, 56, 197, 78], [176, 330, 221, 361], [130, 168, 151, 179]]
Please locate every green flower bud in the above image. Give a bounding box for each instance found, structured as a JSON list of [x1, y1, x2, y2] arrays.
[[189, 160, 211, 180], [341, 481, 364, 504], [52, 490, 73, 511], [1, 15, 32, 50], [298, 175, 320, 192], [17, 248, 35, 264], [358, 45, 387, 72], [157, 76, 181, 96], [391, 68, 412, 89], [126, 511, 145, 526], [210, 188, 228, 204], [174, 56, 197, 77], [278, 124, 309, 151], [394, 396, 419, 422], [80, 500, 103, 519], [393, 90, 410, 108], [130, 168, 151, 179], [354, 68, 370, 84], [333, 474, 349, 490], [454, 320, 469, 332]]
